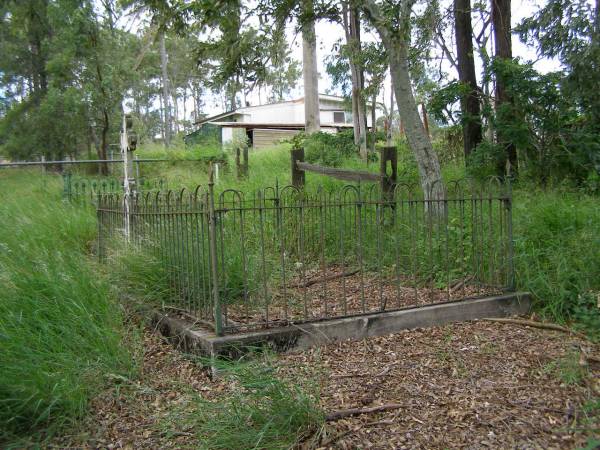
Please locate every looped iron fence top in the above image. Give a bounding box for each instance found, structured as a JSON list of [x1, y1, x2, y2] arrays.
[[96, 178, 514, 336]]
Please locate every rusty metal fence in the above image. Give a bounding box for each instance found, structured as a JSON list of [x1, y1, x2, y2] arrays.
[[97, 179, 514, 335]]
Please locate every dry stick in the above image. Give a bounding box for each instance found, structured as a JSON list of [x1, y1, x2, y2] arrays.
[[449, 275, 474, 293], [319, 419, 395, 448], [288, 269, 359, 289], [586, 355, 600, 364], [326, 403, 404, 422], [482, 318, 587, 339]]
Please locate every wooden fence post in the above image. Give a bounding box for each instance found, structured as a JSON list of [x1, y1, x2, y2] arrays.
[[236, 146, 249, 179], [291, 147, 305, 188], [242, 146, 249, 177], [380, 146, 397, 199]]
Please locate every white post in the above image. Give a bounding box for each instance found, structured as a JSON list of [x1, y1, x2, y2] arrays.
[[120, 115, 135, 241], [214, 162, 219, 182]]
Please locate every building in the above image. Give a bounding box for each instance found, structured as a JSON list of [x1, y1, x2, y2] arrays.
[[188, 94, 379, 149]]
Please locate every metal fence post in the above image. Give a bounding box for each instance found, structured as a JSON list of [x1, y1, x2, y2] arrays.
[[207, 165, 224, 335], [291, 147, 305, 188], [505, 180, 515, 291]]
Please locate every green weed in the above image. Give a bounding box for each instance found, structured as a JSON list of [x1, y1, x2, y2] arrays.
[[543, 351, 589, 386]]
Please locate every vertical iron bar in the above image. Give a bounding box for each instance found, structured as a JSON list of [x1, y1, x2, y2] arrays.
[[207, 171, 223, 335]]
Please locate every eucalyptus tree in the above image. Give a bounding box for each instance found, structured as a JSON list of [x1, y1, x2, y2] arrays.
[[263, 25, 301, 102], [491, 0, 517, 176], [301, 0, 320, 134], [160, 31, 172, 146], [0, 0, 140, 167], [454, 0, 482, 159], [325, 39, 387, 153], [518, 0, 600, 125], [361, 0, 445, 201], [341, 1, 367, 158]]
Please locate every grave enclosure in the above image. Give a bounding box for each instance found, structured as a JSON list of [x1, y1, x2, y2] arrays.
[[96, 146, 530, 353]]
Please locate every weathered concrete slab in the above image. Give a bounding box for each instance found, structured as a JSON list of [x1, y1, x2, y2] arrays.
[[152, 292, 531, 358]]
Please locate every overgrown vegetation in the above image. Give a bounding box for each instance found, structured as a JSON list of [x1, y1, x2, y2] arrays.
[[161, 356, 323, 450], [513, 189, 600, 336], [0, 171, 134, 446]]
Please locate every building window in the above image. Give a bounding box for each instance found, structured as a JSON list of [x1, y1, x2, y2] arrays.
[[333, 111, 345, 123]]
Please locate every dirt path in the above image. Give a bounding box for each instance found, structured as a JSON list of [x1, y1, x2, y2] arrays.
[[54, 321, 599, 449]]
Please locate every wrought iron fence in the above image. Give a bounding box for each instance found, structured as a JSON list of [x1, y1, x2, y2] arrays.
[[97, 179, 514, 335]]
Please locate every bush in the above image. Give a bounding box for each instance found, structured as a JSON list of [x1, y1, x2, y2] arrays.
[[302, 130, 356, 167]]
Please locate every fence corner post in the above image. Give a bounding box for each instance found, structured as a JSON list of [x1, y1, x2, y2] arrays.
[[380, 146, 397, 200], [291, 147, 305, 188], [207, 164, 224, 335]]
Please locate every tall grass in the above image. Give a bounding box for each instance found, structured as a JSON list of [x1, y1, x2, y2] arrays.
[[513, 189, 600, 336], [0, 171, 133, 445]]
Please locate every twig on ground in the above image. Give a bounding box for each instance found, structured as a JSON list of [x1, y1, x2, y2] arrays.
[[319, 419, 395, 447], [289, 269, 359, 289], [325, 403, 404, 421], [482, 318, 587, 339], [449, 275, 474, 293]]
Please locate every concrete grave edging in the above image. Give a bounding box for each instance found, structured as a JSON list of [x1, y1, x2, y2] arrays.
[[152, 292, 531, 358]]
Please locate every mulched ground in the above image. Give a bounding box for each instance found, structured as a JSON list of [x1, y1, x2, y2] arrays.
[[225, 267, 501, 330], [53, 319, 599, 449]]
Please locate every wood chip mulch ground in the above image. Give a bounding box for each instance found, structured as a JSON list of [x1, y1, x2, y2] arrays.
[[54, 320, 600, 449]]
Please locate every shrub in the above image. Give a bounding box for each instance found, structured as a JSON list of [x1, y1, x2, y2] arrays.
[[302, 130, 356, 167]]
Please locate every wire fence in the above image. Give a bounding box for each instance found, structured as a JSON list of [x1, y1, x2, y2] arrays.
[[97, 179, 514, 335], [62, 173, 168, 203]]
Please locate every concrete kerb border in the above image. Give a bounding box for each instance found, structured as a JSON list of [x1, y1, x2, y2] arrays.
[[151, 292, 531, 360]]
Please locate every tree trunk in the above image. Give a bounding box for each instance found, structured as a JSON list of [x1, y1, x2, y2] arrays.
[[182, 87, 187, 132], [492, 0, 517, 176], [362, 0, 445, 202], [98, 109, 109, 176], [421, 103, 430, 136], [342, 3, 368, 159], [362, 0, 446, 200], [371, 91, 377, 152], [160, 32, 171, 147], [386, 85, 394, 145], [454, 0, 483, 160], [171, 88, 179, 134], [388, 48, 443, 200], [302, 0, 320, 134]]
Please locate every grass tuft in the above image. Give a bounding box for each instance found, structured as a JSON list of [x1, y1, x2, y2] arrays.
[[161, 355, 324, 450]]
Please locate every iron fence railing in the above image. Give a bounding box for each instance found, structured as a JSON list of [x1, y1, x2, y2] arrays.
[[97, 179, 514, 335]]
